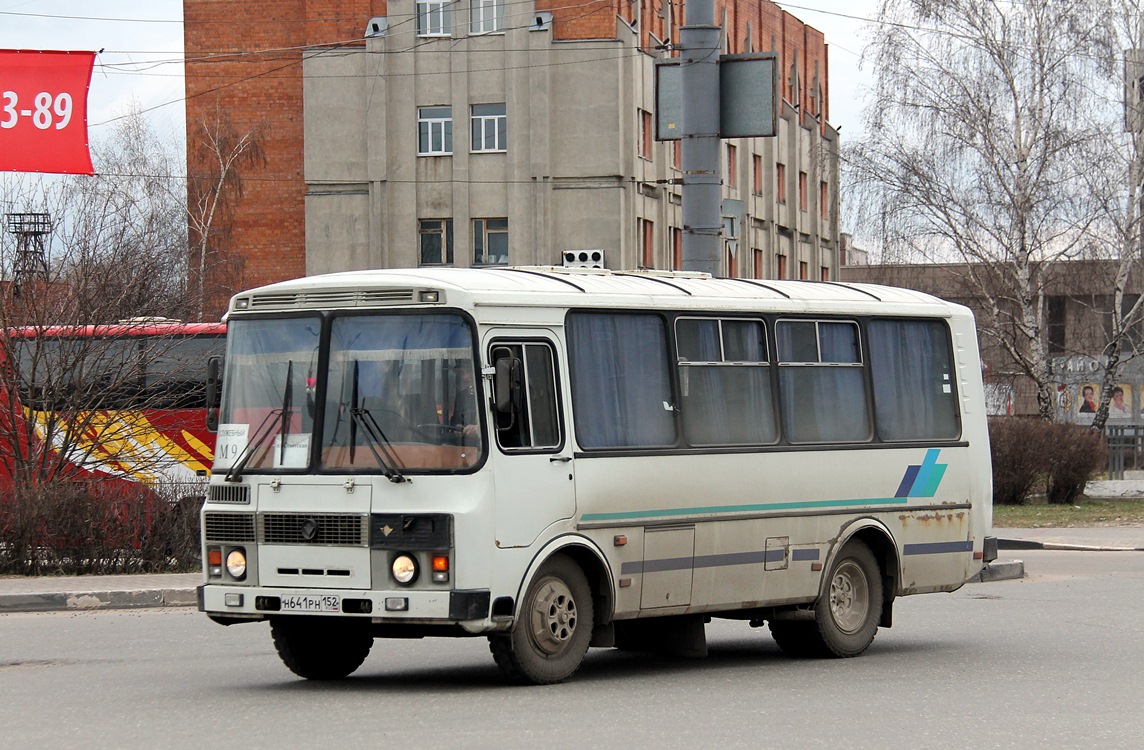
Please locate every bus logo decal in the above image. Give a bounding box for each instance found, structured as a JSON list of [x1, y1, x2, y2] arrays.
[[894, 449, 947, 499]]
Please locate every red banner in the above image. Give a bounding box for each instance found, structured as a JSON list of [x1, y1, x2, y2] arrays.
[[0, 49, 95, 175]]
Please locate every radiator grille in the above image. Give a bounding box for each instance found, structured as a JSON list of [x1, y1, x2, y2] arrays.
[[203, 513, 256, 542], [259, 513, 368, 546], [208, 485, 250, 505]]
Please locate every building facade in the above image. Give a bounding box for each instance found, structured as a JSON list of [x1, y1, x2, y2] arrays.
[[841, 260, 1144, 423], [184, 1, 838, 314]]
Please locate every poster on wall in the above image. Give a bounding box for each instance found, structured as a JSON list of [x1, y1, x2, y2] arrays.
[[1109, 384, 1133, 419], [1077, 383, 1099, 414], [0, 49, 95, 175]]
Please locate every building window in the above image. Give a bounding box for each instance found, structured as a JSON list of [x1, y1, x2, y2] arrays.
[[776, 254, 787, 279], [471, 103, 506, 152], [672, 227, 682, 270], [726, 248, 737, 277], [752, 155, 763, 195], [640, 218, 655, 268], [777, 163, 786, 203], [727, 144, 737, 189], [672, 140, 681, 170], [754, 248, 763, 279], [470, 0, 502, 34], [473, 218, 508, 265], [418, 106, 452, 155], [821, 266, 830, 281], [639, 109, 653, 161], [799, 171, 808, 212], [820, 180, 829, 219], [1047, 296, 1066, 355], [420, 219, 454, 265], [416, 0, 451, 36], [799, 261, 808, 280]]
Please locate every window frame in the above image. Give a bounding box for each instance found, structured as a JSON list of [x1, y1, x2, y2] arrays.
[[416, 0, 452, 37], [418, 106, 453, 156], [419, 218, 454, 266], [488, 338, 565, 454], [470, 103, 507, 153], [472, 218, 508, 266], [470, 0, 503, 34]]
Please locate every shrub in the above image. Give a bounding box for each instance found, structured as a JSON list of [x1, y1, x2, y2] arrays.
[[0, 480, 202, 576], [1044, 423, 1106, 505], [988, 417, 1107, 506], [988, 417, 1051, 505]]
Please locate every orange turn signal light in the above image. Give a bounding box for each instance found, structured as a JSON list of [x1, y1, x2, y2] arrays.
[[208, 549, 223, 566], [432, 555, 449, 572]]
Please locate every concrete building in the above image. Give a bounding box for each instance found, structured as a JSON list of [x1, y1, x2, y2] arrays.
[[184, 1, 838, 314]]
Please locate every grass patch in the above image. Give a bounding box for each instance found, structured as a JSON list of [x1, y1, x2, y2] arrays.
[[993, 497, 1144, 528]]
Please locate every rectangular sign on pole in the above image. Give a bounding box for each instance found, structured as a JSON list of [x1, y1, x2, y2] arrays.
[[655, 53, 778, 141], [0, 49, 96, 175]]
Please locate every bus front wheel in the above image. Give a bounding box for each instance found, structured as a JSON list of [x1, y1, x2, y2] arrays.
[[270, 617, 373, 680], [770, 539, 882, 658], [489, 555, 594, 684]]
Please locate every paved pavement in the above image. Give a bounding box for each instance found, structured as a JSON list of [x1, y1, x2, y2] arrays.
[[1, 527, 1140, 613]]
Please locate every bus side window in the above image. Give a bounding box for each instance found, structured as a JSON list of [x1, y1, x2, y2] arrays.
[[492, 342, 561, 452]]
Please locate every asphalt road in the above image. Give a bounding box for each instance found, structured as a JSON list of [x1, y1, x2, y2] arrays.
[[2, 549, 1142, 749]]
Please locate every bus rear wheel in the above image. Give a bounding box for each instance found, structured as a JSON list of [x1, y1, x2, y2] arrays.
[[769, 539, 882, 658], [489, 555, 594, 684], [270, 617, 373, 680]]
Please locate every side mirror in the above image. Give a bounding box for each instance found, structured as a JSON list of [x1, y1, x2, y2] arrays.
[[492, 347, 523, 427], [205, 355, 222, 433]]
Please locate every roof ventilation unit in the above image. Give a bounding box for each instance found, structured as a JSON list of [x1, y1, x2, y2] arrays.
[[562, 250, 605, 269]]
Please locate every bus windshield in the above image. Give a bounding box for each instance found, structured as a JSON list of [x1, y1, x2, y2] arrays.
[[322, 313, 482, 472], [214, 313, 482, 475]]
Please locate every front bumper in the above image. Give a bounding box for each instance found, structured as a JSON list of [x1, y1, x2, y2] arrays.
[[199, 584, 490, 623]]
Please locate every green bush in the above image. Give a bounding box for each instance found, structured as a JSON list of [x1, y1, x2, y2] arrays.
[[988, 417, 1107, 506]]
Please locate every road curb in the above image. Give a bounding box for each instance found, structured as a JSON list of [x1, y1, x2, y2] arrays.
[[998, 538, 1144, 553], [0, 588, 198, 614]]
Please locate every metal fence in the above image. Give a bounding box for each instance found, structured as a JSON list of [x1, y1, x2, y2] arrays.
[[1107, 425, 1144, 479]]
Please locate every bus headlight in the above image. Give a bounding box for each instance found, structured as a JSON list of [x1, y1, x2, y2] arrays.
[[226, 548, 247, 580], [392, 554, 418, 585]]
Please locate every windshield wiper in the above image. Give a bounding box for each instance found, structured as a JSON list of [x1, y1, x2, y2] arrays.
[[348, 359, 408, 484], [224, 408, 283, 482], [225, 359, 296, 482]]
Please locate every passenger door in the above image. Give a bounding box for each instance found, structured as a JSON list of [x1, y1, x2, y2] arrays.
[[485, 333, 575, 548]]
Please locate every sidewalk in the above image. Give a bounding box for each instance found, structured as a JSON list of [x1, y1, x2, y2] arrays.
[[1, 527, 1141, 613]]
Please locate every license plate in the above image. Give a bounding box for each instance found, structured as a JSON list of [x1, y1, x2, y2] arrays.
[[279, 594, 341, 613]]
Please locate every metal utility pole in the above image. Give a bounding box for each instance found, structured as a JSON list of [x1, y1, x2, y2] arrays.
[[678, 0, 722, 274]]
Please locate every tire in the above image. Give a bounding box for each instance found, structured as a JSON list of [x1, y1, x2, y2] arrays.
[[270, 617, 373, 680], [769, 539, 882, 659], [489, 555, 594, 684]]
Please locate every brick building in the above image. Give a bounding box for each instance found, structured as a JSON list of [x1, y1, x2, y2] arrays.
[[184, 1, 838, 316]]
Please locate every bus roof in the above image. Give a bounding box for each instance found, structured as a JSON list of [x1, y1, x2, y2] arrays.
[[228, 267, 966, 318], [6, 321, 227, 339]]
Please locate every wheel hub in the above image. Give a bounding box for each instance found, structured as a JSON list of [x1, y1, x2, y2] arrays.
[[828, 560, 870, 635], [528, 578, 578, 656]]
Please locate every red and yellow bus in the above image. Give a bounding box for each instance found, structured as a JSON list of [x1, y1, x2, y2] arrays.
[[0, 321, 225, 492]]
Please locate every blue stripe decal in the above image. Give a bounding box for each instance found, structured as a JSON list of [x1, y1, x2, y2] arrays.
[[792, 548, 821, 561], [620, 548, 786, 575], [903, 540, 973, 556], [894, 465, 920, 499]]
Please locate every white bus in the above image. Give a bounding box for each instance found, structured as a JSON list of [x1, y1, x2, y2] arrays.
[[199, 267, 995, 684]]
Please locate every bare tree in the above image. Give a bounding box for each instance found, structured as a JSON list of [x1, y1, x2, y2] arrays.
[[0, 110, 210, 572], [847, 0, 1114, 420], [186, 106, 266, 319]]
